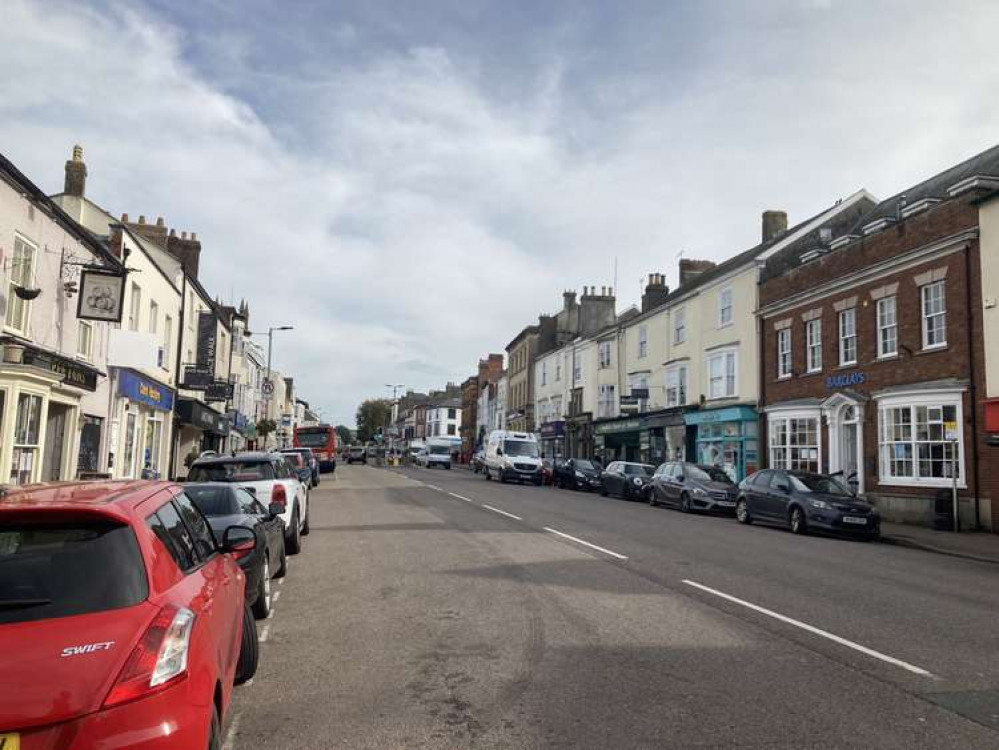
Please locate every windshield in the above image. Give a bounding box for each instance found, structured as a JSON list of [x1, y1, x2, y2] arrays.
[[623, 464, 654, 476], [687, 465, 735, 484], [789, 473, 851, 495], [188, 460, 275, 482], [504, 440, 539, 458], [429, 445, 450, 455], [186, 486, 238, 516], [296, 431, 331, 448], [574, 460, 596, 471], [0, 521, 148, 625]]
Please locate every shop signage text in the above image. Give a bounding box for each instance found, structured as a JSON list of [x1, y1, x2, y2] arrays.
[[18, 344, 99, 391], [119, 369, 174, 412], [196, 312, 217, 374], [826, 371, 867, 389]]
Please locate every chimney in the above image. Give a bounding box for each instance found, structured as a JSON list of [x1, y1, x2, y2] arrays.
[[121, 213, 129, 222], [138, 215, 146, 224], [167, 230, 202, 279], [679, 258, 717, 287], [762, 210, 788, 242], [64, 145, 87, 197], [579, 283, 616, 337], [641, 272, 670, 312], [562, 289, 577, 309]]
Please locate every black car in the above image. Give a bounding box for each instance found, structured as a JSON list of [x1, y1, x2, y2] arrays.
[[552, 458, 603, 491], [736, 469, 881, 539], [600, 461, 655, 499], [282, 448, 320, 487], [186, 482, 287, 619], [649, 462, 739, 513]]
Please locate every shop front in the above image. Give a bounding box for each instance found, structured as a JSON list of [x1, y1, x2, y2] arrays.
[[567, 412, 593, 459], [593, 408, 689, 467], [111, 368, 174, 480], [538, 420, 566, 459], [683, 405, 759, 482], [0, 339, 105, 484], [175, 398, 230, 477]]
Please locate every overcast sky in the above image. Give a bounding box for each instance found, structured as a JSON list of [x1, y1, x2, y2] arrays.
[[3, 0, 998, 425]]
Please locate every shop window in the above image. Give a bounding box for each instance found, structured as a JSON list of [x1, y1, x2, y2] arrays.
[[877, 297, 897, 358], [707, 350, 737, 399], [806, 319, 822, 373], [144, 417, 163, 476], [777, 329, 792, 379], [598, 385, 616, 419], [10, 393, 42, 484], [921, 281, 947, 349], [838, 308, 857, 366], [768, 414, 820, 473], [5, 235, 36, 335], [878, 398, 962, 486], [77, 321, 93, 361], [665, 364, 688, 407], [123, 412, 138, 478], [674, 307, 686, 344]]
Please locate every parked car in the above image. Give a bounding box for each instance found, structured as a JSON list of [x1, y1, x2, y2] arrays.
[[484, 430, 542, 484], [186, 482, 287, 619], [0, 480, 258, 750], [282, 451, 314, 487], [541, 458, 555, 486], [188, 452, 310, 555], [346, 446, 367, 464], [649, 462, 739, 513], [552, 458, 603, 491], [281, 447, 320, 487], [600, 461, 656, 499], [737, 469, 881, 539]]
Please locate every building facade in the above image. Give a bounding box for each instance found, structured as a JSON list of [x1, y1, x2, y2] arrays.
[[505, 324, 539, 432]]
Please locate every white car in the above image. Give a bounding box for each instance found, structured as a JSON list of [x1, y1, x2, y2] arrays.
[[187, 451, 310, 554]]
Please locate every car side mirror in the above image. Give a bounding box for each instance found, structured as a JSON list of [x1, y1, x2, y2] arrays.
[[222, 525, 256, 554], [267, 502, 284, 518]]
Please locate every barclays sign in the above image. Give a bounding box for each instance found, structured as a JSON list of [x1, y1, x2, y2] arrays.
[[826, 371, 867, 389]]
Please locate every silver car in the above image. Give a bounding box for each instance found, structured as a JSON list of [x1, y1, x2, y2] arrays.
[[648, 462, 739, 514]]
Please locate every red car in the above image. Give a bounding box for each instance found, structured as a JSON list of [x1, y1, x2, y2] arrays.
[[0, 480, 260, 749]]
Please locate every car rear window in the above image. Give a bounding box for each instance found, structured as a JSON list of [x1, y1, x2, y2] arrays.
[[188, 460, 275, 482], [186, 486, 238, 517], [0, 521, 148, 625]]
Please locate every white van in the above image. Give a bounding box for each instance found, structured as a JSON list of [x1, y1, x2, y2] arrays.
[[484, 430, 542, 484], [418, 438, 453, 469]]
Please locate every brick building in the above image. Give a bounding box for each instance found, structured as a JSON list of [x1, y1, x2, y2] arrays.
[[459, 354, 504, 454], [759, 144, 999, 530]]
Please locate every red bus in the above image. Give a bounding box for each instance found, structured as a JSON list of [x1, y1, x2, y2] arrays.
[[294, 425, 338, 472]]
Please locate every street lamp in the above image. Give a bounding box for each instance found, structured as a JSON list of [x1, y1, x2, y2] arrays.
[[246, 325, 293, 447]]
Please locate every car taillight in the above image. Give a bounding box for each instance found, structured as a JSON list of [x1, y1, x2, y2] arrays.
[[104, 605, 195, 707], [271, 483, 287, 509]]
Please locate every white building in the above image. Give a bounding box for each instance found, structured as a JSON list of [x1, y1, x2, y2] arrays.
[[426, 399, 461, 438]]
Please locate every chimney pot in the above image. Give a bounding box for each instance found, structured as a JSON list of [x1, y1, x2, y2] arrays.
[[169, 228, 176, 237], [156, 216, 165, 227], [121, 213, 129, 222], [138, 215, 146, 225], [191, 232, 197, 240], [63, 144, 88, 197], [72, 145, 83, 161], [181, 231, 187, 239], [762, 210, 788, 242]]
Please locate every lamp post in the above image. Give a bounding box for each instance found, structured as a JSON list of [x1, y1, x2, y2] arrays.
[[247, 325, 293, 448]]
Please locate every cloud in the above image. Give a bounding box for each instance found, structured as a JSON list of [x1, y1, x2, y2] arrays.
[[2, 0, 999, 424]]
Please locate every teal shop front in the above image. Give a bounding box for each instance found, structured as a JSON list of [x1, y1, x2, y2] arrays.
[[683, 405, 758, 482]]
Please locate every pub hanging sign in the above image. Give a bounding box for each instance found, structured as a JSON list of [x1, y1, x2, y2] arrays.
[[76, 269, 125, 323]]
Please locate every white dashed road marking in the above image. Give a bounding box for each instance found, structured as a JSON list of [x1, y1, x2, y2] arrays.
[[543, 527, 628, 560], [448, 491, 475, 502], [481, 504, 523, 521], [222, 714, 241, 750]]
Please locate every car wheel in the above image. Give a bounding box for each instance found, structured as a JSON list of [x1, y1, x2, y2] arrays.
[[649, 490, 658, 507], [680, 493, 692, 513], [207, 704, 221, 750], [736, 498, 752, 524], [251, 558, 271, 620], [599, 484, 608, 497], [790, 507, 808, 535], [498, 471, 506, 484], [286, 510, 302, 555], [301, 502, 311, 536], [234, 603, 259, 685]]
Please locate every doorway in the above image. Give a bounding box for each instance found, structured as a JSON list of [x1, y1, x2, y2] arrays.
[[827, 400, 864, 494], [42, 402, 72, 481]]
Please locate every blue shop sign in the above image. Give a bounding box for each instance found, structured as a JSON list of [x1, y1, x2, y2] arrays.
[[118, 369, 174, 412], [826, 371, 867, 389], [684, 405, 758, 426]]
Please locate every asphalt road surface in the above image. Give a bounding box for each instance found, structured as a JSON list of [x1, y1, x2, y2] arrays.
[[226, 464, 999, 749]]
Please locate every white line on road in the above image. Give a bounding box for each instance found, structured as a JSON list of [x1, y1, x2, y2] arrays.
[[448, 491, 475, 502], [424, 484, 443, 492], [681, 579, 932, 677], [482, 504, 523, 521], [222, 714, 241, 750], [543, 527, 628, 560], [259, 624, 271, 643], [272, 590, 282, 602]]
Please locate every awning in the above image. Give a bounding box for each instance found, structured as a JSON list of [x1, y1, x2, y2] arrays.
[[177, 398, 230, 436]]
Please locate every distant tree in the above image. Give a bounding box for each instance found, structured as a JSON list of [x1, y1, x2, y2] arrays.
[[335, 424, 354, 446], [255, 418, 277, 441], [356, 399, 392, 443]]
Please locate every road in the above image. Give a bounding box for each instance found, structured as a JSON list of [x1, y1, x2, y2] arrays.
[[226, 464, 999, 749]]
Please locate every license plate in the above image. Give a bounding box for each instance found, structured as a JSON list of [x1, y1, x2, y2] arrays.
[[716, 501, 736, 507], [0, 734, 20, 750], [842, 516, 868, 525]]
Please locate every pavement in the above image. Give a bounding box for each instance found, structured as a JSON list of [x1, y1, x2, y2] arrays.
[[880, 521, 999, 564], [226, 464, 999, 749]]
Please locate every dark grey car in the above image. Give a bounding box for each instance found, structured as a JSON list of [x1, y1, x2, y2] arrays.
[[736, 469, 881, 539], [648, 462, 738, 513]]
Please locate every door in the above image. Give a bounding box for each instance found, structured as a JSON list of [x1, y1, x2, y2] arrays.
[[746, 470, 772, 516], [605, 462, 620, 494], [763, 471, 792, 520], [840, 406, 861, 493], [122, 411, 137, 478], [42, 403, 70, 481], [77, 416, 103, 476]]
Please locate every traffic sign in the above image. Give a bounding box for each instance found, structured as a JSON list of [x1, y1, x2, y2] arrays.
[[262, 379, 275, 398]]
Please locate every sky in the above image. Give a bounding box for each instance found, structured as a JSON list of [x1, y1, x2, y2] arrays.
[[2, 0, 998, 426]]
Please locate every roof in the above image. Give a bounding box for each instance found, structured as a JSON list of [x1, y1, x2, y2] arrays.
[[0, 480, 168, 513], [191, 451, 278, 465], [506, 324, 541, 352]]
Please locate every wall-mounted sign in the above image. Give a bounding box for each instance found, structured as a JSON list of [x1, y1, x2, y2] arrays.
[[205, 380, 234, 402], [539, 420, 565, 439], [7, 339, 100, 391], [196, 311, 217, 374], [182, 366, 212, 390], [826, 371, 867, 389], [118, 369, 174, 411], [77, 270, 125, 323], [944, 420, 959, 441]]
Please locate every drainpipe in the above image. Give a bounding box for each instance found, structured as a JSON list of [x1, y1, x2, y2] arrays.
[[964, 241, 982, 529], [757, 272, 768, 470], [167, 273, 188, 480]]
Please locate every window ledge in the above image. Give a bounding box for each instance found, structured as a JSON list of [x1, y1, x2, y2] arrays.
[[877, 478, 967, 490], [918, 344, 949, 355], [718, 321, 733, 329], [800, 371, 824, 379], [876, 353, 900, 363], [835, 362, 859, 370]]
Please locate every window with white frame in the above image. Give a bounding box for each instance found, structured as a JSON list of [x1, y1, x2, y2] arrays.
[[163, 315, 173, 370], [149, 300, 159, 335], [77, 321, 93, 361], [707, 350, 736, 399], [877, 297, 897, 358], [719, 288, 733, 327], [921, 281, 946, 349], [879, 395, 963, 485], [777, 328, 792, 378], [806, 319, 822, 373], [129, 283, 141, 332], [573, 352, 581, 385], [665, 364, 688, 407], [598, 384, 616, 418], [555, 357, 562, 381], [598, 341, 612, 369], [552, 395, 562, 418], [5, 236, 36, 334], [769, 414, 821, 473], [629, 373, 649, 411], [541, 360, 547, 386], [10, 393, 43, 484], [638, 325, 648, 358], [839, 308, 857, 366], [674, 307, 686, 344]]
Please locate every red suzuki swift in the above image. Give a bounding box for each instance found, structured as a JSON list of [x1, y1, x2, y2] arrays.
[[0, 480, 259, 749]]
